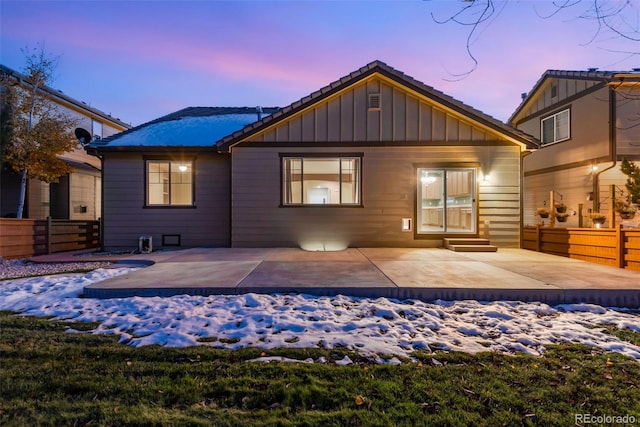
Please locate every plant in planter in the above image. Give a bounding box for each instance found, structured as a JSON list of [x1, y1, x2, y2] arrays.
[[614, 199, 637, 220], [555, 212, 570, 222], [554, 202, 567, 213], [620, 157, 640, 205], [536, 207, 549, 218], [590, 212, 607, 225]]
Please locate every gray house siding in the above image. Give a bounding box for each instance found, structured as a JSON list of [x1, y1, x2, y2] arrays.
[[102, 151, 230, 250], [231, 144, 522, 248]]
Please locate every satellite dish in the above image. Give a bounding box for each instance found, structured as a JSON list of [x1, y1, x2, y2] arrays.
[[74, 128, 92, 146]]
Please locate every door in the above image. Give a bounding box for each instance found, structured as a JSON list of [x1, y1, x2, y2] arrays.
[[417, 168, 476, 234]]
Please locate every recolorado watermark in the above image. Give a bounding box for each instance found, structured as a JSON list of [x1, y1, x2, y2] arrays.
[[575, 413, 637, 425]]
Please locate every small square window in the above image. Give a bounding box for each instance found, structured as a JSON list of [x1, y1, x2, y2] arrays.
[[146, 160, 194, 206], [541, 108, 570, 145]]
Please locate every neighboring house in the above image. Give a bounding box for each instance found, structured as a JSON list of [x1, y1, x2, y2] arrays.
[[92, 61, 536, 251], [0, 64, 130, 220], [509, 69, 640, 227]]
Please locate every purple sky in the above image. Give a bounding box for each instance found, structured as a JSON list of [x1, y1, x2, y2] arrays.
[[1, 1, 638, 127]]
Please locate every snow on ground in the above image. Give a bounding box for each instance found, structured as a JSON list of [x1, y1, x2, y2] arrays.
[[1, 268, 639, 362]]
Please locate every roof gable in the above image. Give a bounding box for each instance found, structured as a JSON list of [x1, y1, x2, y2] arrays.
[[217, 61, 536, 151], [509, 69, 639, 125]]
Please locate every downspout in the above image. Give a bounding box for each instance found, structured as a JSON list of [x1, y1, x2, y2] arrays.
[[520, 149, 534, 248], [592, 85, 617, 212]]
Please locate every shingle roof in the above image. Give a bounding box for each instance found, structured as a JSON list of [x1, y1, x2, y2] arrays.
[[91, 106, 279, 150], [217, 60, 537, 151], [508, 68, 640, 124]]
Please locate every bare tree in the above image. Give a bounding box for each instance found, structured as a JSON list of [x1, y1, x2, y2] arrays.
[[430, 0, 640, 78], [0, 46, 77, 218]]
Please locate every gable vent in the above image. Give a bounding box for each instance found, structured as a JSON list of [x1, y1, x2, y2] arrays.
[[368, 93, 381, 110]]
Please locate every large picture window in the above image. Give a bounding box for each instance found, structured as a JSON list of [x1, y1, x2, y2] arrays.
[[146, 160, 193, 206], [541, 108, 570, 145], [282, 156, 361, 205]]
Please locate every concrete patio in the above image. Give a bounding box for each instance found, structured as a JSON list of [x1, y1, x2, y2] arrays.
[[75, 247, 640, 307]]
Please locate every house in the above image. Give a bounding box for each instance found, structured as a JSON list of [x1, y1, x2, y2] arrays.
[[509, 69, 640, 227], [0, 64, 130, 220], [92, 61, 536, 252]]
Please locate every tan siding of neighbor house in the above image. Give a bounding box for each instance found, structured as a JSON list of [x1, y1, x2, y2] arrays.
[[102, 152, 230, 250], [521, 85, 611, 173], [615, 85, 640, 157], [519, 76, 639, 229], [231, 144, 522, 248], [69, 172, 101, 220], [523, 165, 636, 229], [523, 167, 597, 228]]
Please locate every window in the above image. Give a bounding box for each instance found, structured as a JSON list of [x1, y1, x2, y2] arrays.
[[282, 156, 361, 205], [417, 168, 476, 234], [541, 109, 570, 145], [92, 120, 103, 139], [146, 160, 193, 206]]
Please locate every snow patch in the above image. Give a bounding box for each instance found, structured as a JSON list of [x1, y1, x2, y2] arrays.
[[0, 270, 639, 362]]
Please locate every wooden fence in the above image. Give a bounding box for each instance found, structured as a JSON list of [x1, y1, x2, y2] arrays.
[[523, 225, 640, 271], [0, 218, 100, 259]]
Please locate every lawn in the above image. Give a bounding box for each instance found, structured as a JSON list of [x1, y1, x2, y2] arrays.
[[1, 311, 639, 426]]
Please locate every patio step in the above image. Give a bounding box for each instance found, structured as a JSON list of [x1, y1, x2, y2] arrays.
[[443, 238, 498, 252]]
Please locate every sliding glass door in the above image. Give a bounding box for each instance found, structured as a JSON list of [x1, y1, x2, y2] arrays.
[[417, 168, 476, 234]]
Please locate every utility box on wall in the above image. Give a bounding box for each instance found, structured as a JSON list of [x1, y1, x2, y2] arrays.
[[139, 236, 152, 254]]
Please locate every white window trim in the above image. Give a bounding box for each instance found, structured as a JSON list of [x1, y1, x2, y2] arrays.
[[541, 108, 570, 145]]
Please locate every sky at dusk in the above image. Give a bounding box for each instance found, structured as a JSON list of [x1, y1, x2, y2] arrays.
[[1, 0, 638, 127]]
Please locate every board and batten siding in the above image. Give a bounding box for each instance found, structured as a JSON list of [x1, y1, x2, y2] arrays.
[[252, 78, 507, 144], [516, 78, 602, 120], [102, 152, 230, 250], [231, 145, 522, 248]]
